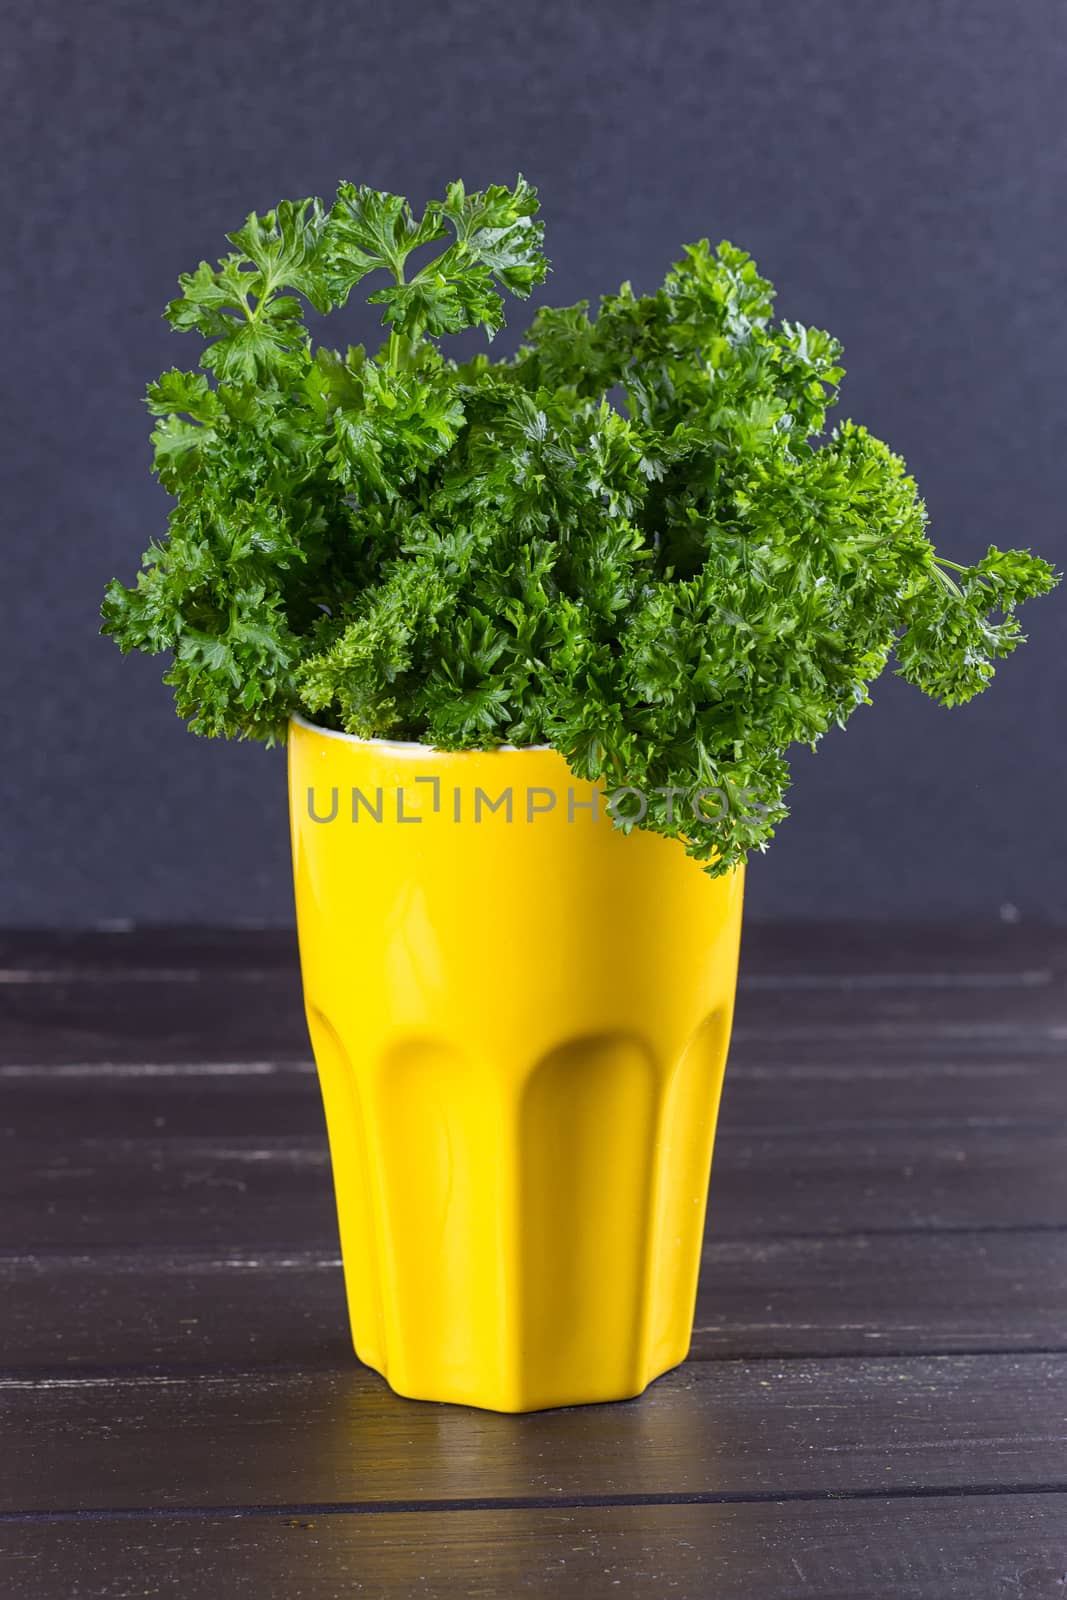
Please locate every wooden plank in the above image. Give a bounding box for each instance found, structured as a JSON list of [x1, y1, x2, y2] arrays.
[[0, 1249, 351, 1370], [1, 1005, 1048, 1072], [738, 919, 1067, 980], [2, 1001, 1063, 1070], [3, 1229, 1066, 1370], [721, 1054, 1067, 1132], [0, 976, 310, 1067], [2, 921, 1063, 979], [0, 1063, 323, 1142], [694, 1229, 1067, 1358], [3, 1495, 1066, 1600], [706, 1126, 1067, 1237], [3, 1121, 1066, 1249], [1, 1353, 1065, 1513], [3, 973, 1064, 1068], [2, 920, 1066, 1067], [4, 1047, 1067, 1143], [0, 928, 301, 973], [0, 1136, 336, 1250]]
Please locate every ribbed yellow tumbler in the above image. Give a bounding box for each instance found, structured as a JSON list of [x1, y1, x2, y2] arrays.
[[288, 716, 744, 1412]]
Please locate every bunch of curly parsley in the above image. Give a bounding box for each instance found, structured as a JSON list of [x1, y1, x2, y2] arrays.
[[103, 177, 1057, 874]]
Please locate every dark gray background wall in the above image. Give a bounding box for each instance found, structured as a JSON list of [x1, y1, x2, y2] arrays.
[[3, 0, 1065, 926]]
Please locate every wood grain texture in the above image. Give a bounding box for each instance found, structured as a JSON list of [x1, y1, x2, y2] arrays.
[[2, 924, 1065, 1592], [3, 1228, 1067, 1371], [4, 980, 1065, 1067], [1, 921, 1063, 979], [2, 919, 1065, 1068], [3, 1496, 1066, 1600], [736, 921, 1067, 981], [0, 974, 309, 1067], [4, 1050, 1066, 1142], [3, 1354, 1066, 1514], [722, 1054, 1067, 1133], [3, 1123, 1066, 1249]]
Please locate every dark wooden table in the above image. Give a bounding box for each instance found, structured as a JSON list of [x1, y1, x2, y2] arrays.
[[1, 923, 1065, 1597]]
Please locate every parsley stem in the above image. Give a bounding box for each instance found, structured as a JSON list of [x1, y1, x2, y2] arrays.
[[931, 562, 964, 599]]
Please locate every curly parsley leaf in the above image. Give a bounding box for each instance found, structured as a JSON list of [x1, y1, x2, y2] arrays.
[[327, 174, 546, 346], [104, 181, 1058, 867]]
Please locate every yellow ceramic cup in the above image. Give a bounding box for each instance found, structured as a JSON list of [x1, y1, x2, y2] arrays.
[[289, 716, 744, 1412]]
